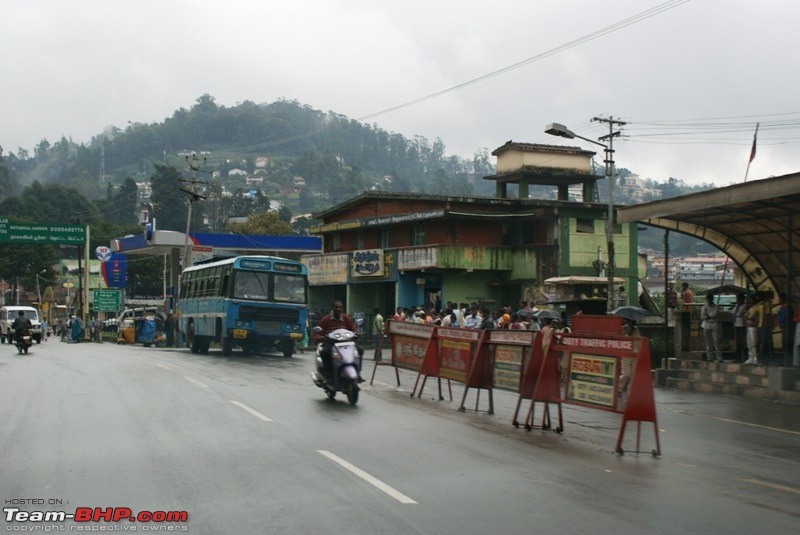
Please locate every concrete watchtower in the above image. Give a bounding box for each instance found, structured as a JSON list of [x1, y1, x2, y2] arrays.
[[484, 141, 599, 201]]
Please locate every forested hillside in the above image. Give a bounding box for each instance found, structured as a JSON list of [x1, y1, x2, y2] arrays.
[[1, 95, 496, 216], [0, 93, 715, 255]]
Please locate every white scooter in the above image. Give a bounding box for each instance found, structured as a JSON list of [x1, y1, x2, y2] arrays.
[[311, 327, 363, 405]]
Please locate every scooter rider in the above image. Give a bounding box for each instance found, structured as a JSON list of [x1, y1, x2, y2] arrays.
[[11, 310, 32, 344], [314, 300, 361, 379]]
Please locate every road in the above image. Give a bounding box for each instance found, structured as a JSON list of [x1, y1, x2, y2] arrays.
[[1, 339, 798, 534]]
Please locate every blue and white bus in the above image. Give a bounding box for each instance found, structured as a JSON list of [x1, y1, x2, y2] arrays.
[[177, 254, 308, 357]]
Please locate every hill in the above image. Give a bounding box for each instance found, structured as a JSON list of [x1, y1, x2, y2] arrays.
[[0, 94, 716, 255]]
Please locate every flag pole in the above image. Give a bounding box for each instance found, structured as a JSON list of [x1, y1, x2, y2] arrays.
[[743, 122, 759, 183]]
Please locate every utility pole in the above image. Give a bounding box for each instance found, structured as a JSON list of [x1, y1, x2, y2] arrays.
[[178, 153, 208, 271], [592, 116, 625, 311]]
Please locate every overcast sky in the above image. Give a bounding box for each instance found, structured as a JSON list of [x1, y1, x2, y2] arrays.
[[3, 0, 798, 186]]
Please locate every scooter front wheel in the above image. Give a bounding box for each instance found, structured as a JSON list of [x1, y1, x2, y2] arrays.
[[346, 379, 359, 406]]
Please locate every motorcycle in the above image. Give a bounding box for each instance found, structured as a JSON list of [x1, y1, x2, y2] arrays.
[[15, 329, 32, 354], [311, 327, 363, 405]]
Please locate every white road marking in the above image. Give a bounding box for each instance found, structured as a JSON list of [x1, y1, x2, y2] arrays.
[[317, 450, 417, 504], [743, 478, 800, 495], [230, 401, 273, 422], [183, 376, 209, 388], [156, 364, 171, 370], [664, 408, 800, 436]]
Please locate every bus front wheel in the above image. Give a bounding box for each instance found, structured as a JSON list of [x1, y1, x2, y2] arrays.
[[220, 336, 233, 356], [281, 339, 294, 358]]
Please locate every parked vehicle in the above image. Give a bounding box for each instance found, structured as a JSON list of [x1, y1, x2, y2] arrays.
[[311, 327, 363, 405], [117, 316, 166, 347], [0, 306, 43, 344]]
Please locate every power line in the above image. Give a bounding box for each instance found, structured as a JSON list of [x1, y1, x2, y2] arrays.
[[356, 0, 691, 123], [194, 1, 692, 155]]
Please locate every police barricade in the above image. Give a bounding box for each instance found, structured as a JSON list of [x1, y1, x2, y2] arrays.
[[411, 325, 485, 403], [459, 328, 537, 415], [514, 317, 661, 456], [370, 320, 433, 388]]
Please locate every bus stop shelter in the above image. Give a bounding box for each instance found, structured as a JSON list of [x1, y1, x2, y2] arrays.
[[616, 172, 800, 300]]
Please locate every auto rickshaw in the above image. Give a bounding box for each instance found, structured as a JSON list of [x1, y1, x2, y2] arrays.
[[117, 316, 166, 347]]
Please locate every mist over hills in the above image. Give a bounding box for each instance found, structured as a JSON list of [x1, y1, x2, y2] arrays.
[[0, 94, 716, 255]]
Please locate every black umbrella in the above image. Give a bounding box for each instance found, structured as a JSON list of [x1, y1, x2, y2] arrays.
[[534, 309, 561, 320], [609, 306, 655, 321], [515, 309, 537, 317]]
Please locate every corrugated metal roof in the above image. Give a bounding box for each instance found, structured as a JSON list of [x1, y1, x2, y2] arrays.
[[617, 172, 800, 299]]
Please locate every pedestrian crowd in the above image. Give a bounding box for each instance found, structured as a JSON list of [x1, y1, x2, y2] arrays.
[[692, 287, 800, 367], [382, 300, 569, 333]]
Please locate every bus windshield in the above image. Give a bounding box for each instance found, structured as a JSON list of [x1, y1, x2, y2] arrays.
[[233, 271, 269, 300], [274, 274, 306, 304]]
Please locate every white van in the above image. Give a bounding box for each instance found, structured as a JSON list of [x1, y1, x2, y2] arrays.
[[0, 306, 43, 344]]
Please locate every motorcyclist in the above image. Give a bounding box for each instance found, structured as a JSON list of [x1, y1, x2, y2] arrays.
[[314, 300, 361, 380], [11, 310, 32, 344]]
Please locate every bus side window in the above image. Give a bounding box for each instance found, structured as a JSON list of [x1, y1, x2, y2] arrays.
[[206, 268, 217, 296], [220, 267, 230, 297]]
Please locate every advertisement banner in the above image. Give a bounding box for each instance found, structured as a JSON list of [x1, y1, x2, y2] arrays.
[[566, 353, 618, 408], [493, 345, 525, 391], [439, 339, 470, 382], [352, 249, 384, 277], [392, 334, 429, 371], [101, 253, 127, 289], [305, 254, 349, 285]]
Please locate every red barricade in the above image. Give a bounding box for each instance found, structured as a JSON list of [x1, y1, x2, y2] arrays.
[[514, 328, 661, 456]]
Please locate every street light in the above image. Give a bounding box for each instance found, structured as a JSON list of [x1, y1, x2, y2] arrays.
[[545, 121, 620, 312]]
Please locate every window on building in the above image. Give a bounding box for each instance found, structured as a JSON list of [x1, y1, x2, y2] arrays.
[[576, 218, 595, 234], [330, 232, 341, 252], [355, 231, 364, 250], [411, 224, 426, 246], [378, 229, 391, 249]]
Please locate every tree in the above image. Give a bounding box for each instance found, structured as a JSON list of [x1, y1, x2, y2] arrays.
[[0, 243, 59, 292], [226, 211, 292, 235], [149, 164, 190, 232], [114, 178, 140, 226], [277, 205, 292, 224], [290, 216, 316, 236], [0, 147, 16, 201]]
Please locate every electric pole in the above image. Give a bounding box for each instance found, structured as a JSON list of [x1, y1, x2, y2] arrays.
[[179, 153, 208, 270], [592, 116, 625, 311]]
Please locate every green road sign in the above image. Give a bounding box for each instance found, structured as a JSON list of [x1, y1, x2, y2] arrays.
[[0, 219, 85, 244], [93, 289, 121, 312]]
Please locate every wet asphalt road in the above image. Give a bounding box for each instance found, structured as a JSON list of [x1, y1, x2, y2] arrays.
[[1, 339, 798, 534]]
